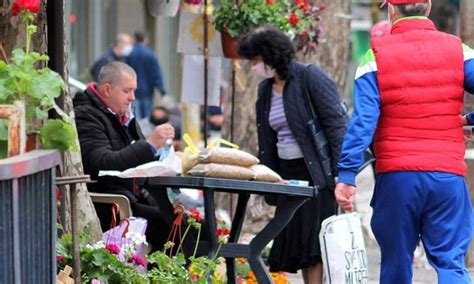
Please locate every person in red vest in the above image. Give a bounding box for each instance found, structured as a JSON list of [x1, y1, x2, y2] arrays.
[[335, 0, 474, 282]]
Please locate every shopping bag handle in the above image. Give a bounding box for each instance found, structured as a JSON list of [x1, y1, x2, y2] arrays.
[[207, 138, 239, 150], [183, 133, 199, 154], [110, 203, 120, 229]]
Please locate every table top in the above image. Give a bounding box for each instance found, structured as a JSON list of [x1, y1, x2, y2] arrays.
[[139, 176, 316, 197]]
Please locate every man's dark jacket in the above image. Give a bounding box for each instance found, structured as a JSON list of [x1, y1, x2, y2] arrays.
[[73, 87, 156, 202], [256, 61, 348, 190]]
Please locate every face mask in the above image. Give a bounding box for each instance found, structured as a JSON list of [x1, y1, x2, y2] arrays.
[[251, 62, 275, 78], [150, 116, 169, 126], [120, 44, 133, 57]]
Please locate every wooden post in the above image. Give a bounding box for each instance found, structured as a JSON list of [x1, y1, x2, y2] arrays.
[[0, 101, 25, 157]]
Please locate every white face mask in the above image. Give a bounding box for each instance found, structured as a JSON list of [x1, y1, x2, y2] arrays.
[[120, 44, 133, 57], [251, 62, 275, 78]]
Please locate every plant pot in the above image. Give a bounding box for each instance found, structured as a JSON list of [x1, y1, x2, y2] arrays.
[[26, 131, 39, 152], [146, 0, 180, 17], [221, 30, 240, 59]]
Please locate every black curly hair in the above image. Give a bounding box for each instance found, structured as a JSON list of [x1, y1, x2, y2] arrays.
[[237, 26, 295, 80]]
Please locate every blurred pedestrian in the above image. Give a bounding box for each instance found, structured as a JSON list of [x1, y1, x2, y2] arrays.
[[139, 106, 170, 138], [90, 33, 133, 81], [238, 26, 348, 284], [126, 31, 167, 119]]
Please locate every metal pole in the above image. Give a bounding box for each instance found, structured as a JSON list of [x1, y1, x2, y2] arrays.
[[230, 60, 236, 143], [203, 0, 209, 147], [70, 184, 81, 284]]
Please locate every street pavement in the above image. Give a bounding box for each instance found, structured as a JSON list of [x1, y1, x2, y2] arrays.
[[284, 165, 474, 283]]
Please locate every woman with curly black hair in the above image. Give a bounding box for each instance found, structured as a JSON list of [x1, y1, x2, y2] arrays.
[[237, 26, 348, 284]]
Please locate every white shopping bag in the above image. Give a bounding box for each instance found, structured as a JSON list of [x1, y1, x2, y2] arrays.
[[319, 212, 368, 284]]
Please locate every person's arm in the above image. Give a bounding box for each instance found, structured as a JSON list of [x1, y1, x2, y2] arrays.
[[306, 65, 348, 176], [337, 49, 381, 186], [75, 109, 156, 176], [463, 44, 474, 124]]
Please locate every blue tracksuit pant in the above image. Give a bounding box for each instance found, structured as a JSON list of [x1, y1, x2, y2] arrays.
[[370, 171, 473, 283]]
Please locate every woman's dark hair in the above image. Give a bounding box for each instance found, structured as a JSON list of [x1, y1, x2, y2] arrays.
[[237, 26, 295, 80]]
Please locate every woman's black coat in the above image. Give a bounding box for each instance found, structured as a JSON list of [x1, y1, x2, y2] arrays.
[[256, 61, 348, 189]]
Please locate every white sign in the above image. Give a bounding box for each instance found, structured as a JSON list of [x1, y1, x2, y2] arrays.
[[181, 54, 221, 106], [177, 11, 224, 57]]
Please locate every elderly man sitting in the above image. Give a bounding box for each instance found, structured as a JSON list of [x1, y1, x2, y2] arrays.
[[74, 61, 175, 251]]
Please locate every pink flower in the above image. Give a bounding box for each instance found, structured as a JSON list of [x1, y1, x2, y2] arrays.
[[11, 0, 41, 16], [127, 255, 146, 266], [56, 255, 66, 263], [105, 243, 120, 255]]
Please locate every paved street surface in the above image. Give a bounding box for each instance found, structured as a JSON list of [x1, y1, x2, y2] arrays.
[[284, 165, 474, 283]]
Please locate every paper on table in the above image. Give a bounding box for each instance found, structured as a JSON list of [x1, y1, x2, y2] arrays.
[[99, 147, 182, 178]]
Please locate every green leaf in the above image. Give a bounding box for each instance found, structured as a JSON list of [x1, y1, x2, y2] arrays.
[[39, 119, 78, 152]]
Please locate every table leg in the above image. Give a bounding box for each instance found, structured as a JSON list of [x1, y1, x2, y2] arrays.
[[248, 196, 308, 284], [203, 188, 217, 257], [226, 193, 250, 284]]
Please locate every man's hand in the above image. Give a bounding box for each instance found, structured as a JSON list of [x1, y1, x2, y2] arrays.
[[335, 183, 357, 212], [147, 123, 175, 148]]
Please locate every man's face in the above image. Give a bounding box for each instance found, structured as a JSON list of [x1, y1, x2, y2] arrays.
[[103, 71, 137, 115]]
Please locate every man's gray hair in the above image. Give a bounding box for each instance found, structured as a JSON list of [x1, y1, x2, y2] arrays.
[[394, 3, 430, 17], [98, 61, 136, 85], [114, 33, 130, 46]]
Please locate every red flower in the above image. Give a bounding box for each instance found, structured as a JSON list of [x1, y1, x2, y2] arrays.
[[189, 208, 201, 222], [56, 187, 62, 202], [216, 228, 230, 236], [266, 0, 274, 4], [295, 0, 308, 10], [105, 243, 120, 255], [288, 13, 299, 26], [56, 255, 66, 263], [11, 0, 41, 16]]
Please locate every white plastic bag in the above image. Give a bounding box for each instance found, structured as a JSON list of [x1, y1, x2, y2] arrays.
[[319, 212, 368, 284], [98, 146, 182, 178]]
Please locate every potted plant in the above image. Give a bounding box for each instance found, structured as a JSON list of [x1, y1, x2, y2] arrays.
[[212, 0, 324, 58], [0, 0, 77, 157]]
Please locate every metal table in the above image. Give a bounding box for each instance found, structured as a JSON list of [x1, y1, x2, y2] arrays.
[[138, 176, 316, 284]]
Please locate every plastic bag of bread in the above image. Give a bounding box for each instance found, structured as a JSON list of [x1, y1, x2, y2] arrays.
[[198, 147, 260, 167], [187, 163, 256, 180], [251, 164, 282, 182], [181, 134, 200, 174]]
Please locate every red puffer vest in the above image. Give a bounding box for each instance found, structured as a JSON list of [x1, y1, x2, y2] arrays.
[[371, 18, 466, 176]]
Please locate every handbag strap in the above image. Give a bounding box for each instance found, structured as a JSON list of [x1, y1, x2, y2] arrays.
[[300, 64, 318, 121]]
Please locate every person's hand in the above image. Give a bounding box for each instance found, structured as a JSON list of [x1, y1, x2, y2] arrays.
[[147, 123, 175, 148], [464, 126, 473, 143], [335, 183, 356, 212]]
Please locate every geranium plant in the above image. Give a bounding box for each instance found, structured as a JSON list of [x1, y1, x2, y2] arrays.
[[0, 0, 77, 154], [212, 0, 324, 54]]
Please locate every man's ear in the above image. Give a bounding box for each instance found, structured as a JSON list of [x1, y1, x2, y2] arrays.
[[425, 0, 432, 16], [102, 83, 112, 97]]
